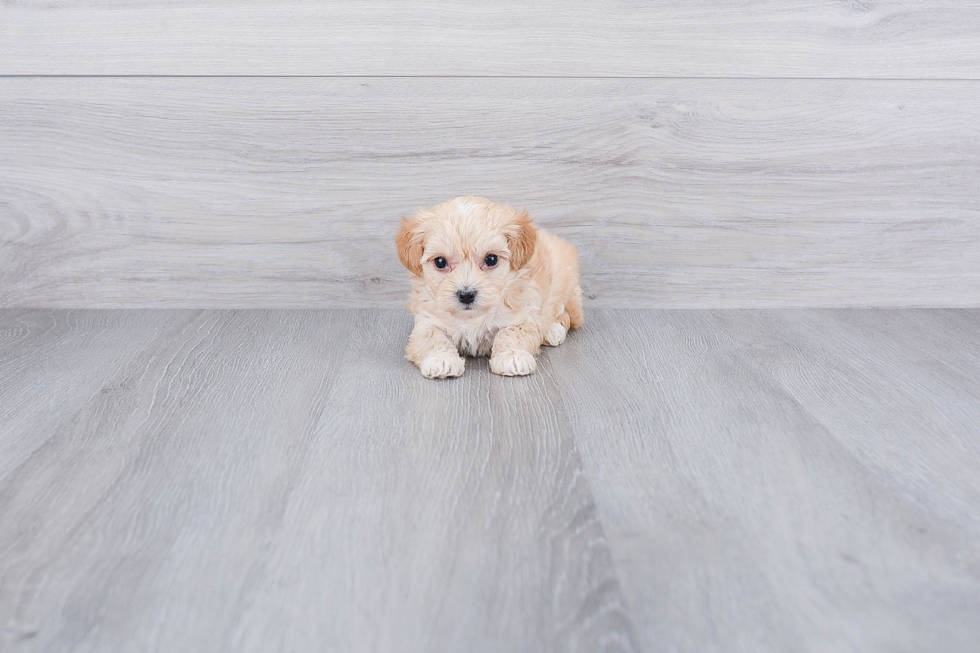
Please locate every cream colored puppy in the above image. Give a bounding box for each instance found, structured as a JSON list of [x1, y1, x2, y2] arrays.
[[396, 196, 583, 378]]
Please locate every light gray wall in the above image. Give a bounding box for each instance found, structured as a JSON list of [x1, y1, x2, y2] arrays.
[[1, 2, 978, 308]]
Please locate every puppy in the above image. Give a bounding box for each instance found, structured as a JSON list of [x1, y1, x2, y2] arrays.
[[396, 196, 583, 378]]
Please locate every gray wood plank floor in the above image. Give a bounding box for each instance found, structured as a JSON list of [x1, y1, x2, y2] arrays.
[[3, 78, 978, 308], [3, 1, 979, 77], [2, 309, 978, 652]]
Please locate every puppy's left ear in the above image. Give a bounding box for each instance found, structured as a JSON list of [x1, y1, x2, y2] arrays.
[[396, 217, 425, 276], [507, 210, 538, 269]]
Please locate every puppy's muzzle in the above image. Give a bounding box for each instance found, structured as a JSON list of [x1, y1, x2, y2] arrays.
[[456, 288, 477, 307]]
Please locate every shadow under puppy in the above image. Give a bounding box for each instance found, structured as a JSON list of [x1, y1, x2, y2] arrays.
[[396, 196, 584, 378]]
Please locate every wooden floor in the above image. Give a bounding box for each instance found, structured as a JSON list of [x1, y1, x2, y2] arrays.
[[2, 308, 978, 652]]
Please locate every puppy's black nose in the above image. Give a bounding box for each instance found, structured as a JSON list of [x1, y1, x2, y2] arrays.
[[457, 289, 477, 305]]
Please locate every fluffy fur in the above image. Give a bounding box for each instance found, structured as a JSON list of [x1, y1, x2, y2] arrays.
[[396, 196, 583, 378]]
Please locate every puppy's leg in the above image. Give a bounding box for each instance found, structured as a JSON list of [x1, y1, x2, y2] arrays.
[[565, 285, 585, 330], [406, 324, 465, 379], [490, 322, 541, 376], [543, 321, 567, 347]]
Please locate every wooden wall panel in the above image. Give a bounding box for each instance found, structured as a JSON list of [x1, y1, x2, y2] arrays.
[[2, 78, 977, 308], [2, 1, 979, 77]]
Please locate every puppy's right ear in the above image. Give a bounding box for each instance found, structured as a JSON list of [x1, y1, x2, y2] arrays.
[[396, 217, 425, 276]]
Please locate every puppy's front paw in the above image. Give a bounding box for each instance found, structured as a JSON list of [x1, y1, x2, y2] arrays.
[[419, 352, 465, 379], [543, 323, 567, 347], [490, 349, 536, 376]]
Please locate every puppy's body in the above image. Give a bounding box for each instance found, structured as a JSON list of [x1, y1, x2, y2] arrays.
[[412, 227, 581, 358], [396, 196, 583, 378]]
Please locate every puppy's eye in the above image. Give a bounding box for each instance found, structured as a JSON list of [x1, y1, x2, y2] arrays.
[[484, 254, 498, 268], [433, 257, 448, 269]]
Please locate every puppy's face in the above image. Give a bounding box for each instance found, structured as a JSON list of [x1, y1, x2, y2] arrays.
[[396, 197, 537, 317]]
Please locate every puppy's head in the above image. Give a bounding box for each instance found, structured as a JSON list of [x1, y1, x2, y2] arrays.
[[396, 196, 537, 316]]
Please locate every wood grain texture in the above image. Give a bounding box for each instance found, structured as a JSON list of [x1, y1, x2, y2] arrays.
[[2, 78, 978, 309], [0, 309, 637, 652], [2, 1, 980, 77], [2, 308, 979, 651], [549, 309, 980, 652]]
